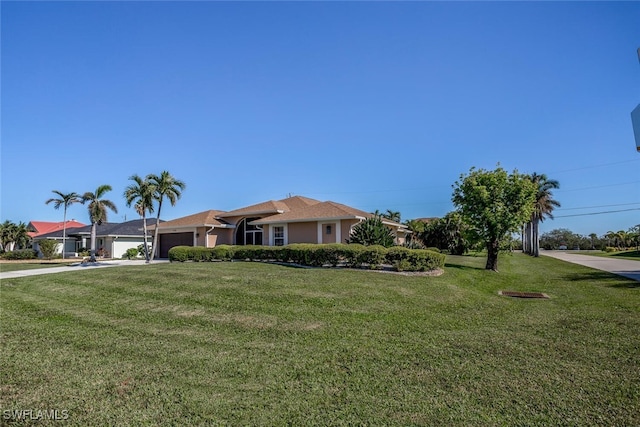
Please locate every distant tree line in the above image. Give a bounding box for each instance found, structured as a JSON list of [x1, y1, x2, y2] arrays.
[[540, 226, 640, 251]]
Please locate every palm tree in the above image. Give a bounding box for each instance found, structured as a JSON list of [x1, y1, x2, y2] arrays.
[[82, 185, 118, 263], [148, 171, 186, 260], [382, 209, 401, 223], [529, 173, 561, 257], [0, 220, 30, 252], [124, 175, 156, 263], [403, 219, 426, 245], [45, 190, 81, 259]]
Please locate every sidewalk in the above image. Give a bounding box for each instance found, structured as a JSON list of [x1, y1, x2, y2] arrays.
[[0, 259, 169, 280], [540, 251, 640, 282]]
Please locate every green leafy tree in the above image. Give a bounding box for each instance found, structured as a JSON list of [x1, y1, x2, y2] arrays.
[[82, 185, 118, 263], [629, 225, 640, 250], [346, 216, 396, 248], [124, 174, 156, 263], [38, 239, 60, 260], [422, 211, 474, 255], [45, 190, 81, 259], [452, 166, 536, 271], [148, 171, 186, 260]]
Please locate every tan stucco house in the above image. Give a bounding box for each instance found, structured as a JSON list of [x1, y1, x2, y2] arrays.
[[153, 196, 408, 258]]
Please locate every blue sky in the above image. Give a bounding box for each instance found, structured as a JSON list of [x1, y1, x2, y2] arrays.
[[2, 1, 639, 237]]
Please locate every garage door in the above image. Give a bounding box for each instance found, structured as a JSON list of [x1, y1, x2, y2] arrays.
[[159, 232, 194, 258]]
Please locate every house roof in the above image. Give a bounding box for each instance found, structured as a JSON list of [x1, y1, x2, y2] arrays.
[[35, 219, 161, 239], [28, 220, 87, 238], [153, 195, 407, 231], [252, 201, 380, 225], [153, 210, 229, 230], [216, 196, 321, 218]]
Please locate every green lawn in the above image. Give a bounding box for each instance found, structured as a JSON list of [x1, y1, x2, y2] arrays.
[[0, 260, 78, 273], [572, 249, 640, 261], [1, 254, 639, 426]]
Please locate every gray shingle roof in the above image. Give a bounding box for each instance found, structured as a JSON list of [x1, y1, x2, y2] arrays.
[[35, 219, 162, 239]]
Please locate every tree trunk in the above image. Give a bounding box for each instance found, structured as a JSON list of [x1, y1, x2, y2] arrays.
[[533, 218, 540, 257], [89, 222, 97, 262], [150, 201, 163, 261], [142, 214, 150, 263], [62, 209, 67, 259], [485, 239, 499, 271]]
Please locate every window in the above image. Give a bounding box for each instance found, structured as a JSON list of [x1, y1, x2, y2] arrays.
[[235, 217, 263, 245], [273, 226, 285, 246], [326, 225, 332, 235]]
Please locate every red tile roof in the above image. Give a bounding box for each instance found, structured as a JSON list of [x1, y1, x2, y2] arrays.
[[27, 220, 86, 238]]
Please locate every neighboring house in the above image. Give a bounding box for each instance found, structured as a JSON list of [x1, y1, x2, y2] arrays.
[[33, 219, 160, 258], [27, 220, 87, 239], [152, 196, 408, 258], [27, 220, 87, 255]]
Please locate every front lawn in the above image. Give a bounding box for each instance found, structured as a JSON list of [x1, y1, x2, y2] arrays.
[[572, 249, 640, 261], [1, 254, 638, 425], [0, 260, 78, 272]]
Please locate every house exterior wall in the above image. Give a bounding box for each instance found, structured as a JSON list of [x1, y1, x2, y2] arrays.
[[342, 219, 359, 243], [206, 228, 232, 247], [110, 237, 147, 259], [287, 222, 318, 244]]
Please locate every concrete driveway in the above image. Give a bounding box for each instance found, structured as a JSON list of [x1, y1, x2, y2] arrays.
[[0, 259, 169, 280], [540, 251, 640, 282]]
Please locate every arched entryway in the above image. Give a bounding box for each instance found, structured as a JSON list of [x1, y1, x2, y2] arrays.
[[235, 217, 263, 245]]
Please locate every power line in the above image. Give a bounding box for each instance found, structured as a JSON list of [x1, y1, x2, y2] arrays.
[[554, 208, 640, 218], [556, 202, 640, 211], [557, 180, 640, 193]]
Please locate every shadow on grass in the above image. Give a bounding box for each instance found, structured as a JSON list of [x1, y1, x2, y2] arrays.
[[610, 250, 640, 258], [444, 262, 485, 271], [563, 270, 640, 288]]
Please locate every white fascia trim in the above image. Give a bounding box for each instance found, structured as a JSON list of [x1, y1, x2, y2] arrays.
[[220, 209, 285, 218], [255, 216, 361, 225]]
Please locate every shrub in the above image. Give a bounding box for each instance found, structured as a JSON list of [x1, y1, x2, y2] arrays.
[[137, 244, 152, 257], [386, 247, 445, 272], [346, 217, 396, 248], [168, 246, 192, 262], [38, 239, 60, 260], [359, 245, 387, 269], [212, 245, 234, 261], [123, 248, 139, 260], [603, 247, 617, 253], [168, 244, 445, 272], [2, 249, 38, 260]]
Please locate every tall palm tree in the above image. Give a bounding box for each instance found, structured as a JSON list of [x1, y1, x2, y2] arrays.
[[382, 209, 401, 223], [148, 171, 186, 260], [45, 190, 81, 259], [124, 175, 156, 263], [82, 185, 118, 263], [529, 173, 561, 257]]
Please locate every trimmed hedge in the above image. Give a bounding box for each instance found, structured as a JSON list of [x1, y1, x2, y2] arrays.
[[1, 249, 38, 260], [168, 244, 445, 272]]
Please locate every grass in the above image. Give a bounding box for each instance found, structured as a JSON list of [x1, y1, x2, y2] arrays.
[[0, 260, 78, 272], [1, 254, 639, 426], [571, 249, 640, 261]]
